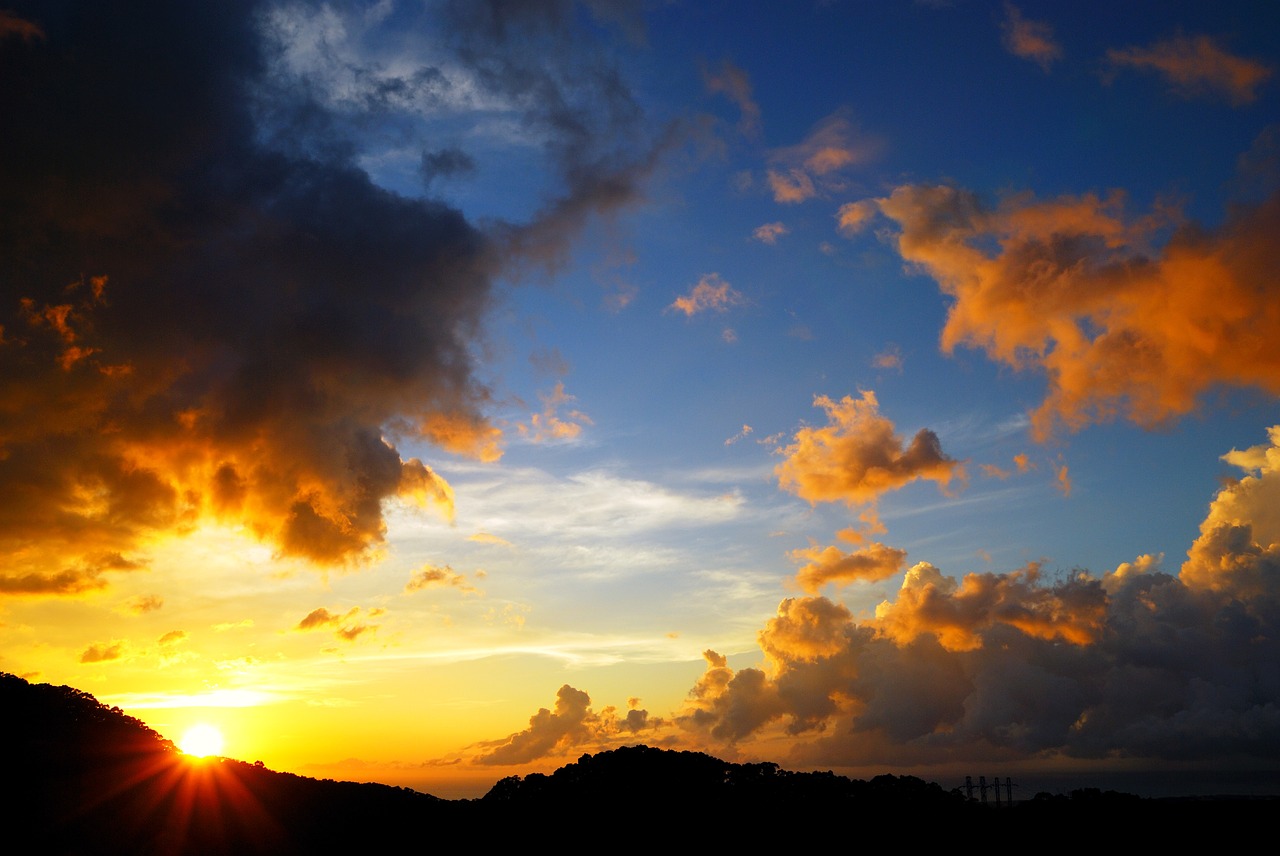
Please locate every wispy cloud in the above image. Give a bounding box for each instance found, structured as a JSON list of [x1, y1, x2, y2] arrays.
[[1107, 34, 1272, 105], [1000, 3, 1062, 72], [703, 58, 762, 138], [767, 110, 882, 204]]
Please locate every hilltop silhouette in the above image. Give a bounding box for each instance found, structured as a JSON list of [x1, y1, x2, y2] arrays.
[[3, 673, 1272, 852]]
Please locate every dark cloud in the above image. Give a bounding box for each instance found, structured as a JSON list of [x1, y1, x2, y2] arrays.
[[420, 147, 477, 187], [472, 683, 659, 766], [0, 0, 658, 593], [676, 431, 1280, 768]]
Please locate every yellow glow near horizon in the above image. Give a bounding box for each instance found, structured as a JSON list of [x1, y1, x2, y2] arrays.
[[179, 723, 225, 757]]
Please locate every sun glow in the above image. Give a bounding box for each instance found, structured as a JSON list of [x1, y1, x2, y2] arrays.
[[179, 723, 225, 757]]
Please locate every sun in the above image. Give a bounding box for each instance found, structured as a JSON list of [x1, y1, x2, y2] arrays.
[[179, 723, 225, 758]]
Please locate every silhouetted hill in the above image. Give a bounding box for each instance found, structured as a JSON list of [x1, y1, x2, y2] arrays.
[[3, 673, 452, 854], [4, 673, 1274, 851]]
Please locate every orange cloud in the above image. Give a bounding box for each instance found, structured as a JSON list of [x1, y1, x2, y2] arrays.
[[667, 273, 745, 316], [1055, 460, 1071, 496], [863, 183, 1280, 440], [872, 346, 902, 371], [775, 391, 965, 507], [295, 606, 380, 642], [836, 200, 877, 236], [873, 561, 1106, 651], [724, 424, 753, 446], [790, 540, 908, 592], [80, 641, 125, 663], [1107, 35, 1272, 105], [673, 430, 1280, 765], [404, 563, 478, 594], [516, 382, 592, 443], [1181, 425, 1280, 599], [752, 222, 788, 244], [420, 412, 503, 463], [767, 110, 881, 204], [1000, 3, 1062, 71]]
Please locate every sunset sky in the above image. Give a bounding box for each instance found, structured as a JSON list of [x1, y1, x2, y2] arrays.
[[4, 0, 1280, 799]]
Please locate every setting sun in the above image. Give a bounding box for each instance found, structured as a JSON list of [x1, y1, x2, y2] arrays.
[[179, 724, 225, 758]]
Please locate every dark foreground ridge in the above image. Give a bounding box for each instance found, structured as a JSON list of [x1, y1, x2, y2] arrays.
[[4, 673, 1273, 852]]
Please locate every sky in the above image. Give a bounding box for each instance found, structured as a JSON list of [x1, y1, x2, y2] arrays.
[[3, 0, 1279, 800]]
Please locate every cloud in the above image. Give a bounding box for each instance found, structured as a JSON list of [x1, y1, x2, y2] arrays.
[[855, 182, 1280, 439], [672, 429, 1280, 768], [872, 346, 902, 371], [790, 540, 908, 592], [419, 146, 477, 188], [0, 0, 660, 594], [703, 58, 761, 138], [0, 10, 42, 41], [1107, 35, 1272, 105], [516, 382, 592, 443], [472, 683, 657, 766], [836, 200, 877, 236], [1180, 426, 1280, 600], [80, 642, 124, 663], [295, 606, 380, 642], [767, 110, 881, 204], [774, 391, 965, 508], [468, 531, 513, 547], [752, 222, 789, 244], [1000, 3, 1062, 71], [667, 273, 746, 317], [405, 563, 479, 594], [126, 595, 165, 614], [1054, 460, 1071, 496], [725, 425, 753, 446], [158, 630, 187, 646]]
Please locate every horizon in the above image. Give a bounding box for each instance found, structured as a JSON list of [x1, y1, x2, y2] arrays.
[[3, 0, 1279, 805]]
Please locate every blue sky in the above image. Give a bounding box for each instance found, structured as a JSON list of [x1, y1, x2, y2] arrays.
[[3, 0, 1279, 799]]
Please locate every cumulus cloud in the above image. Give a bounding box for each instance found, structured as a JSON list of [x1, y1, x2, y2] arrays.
[[405, 563, 479, 594], [767, 110, 881, 204], [790, 540, 908, 592], [774, 391, 965, 508], [1000, 3, 1062, 71], [1180, 425, 1280, 600], [157, 630, 187, 646], [1107, 35, 1272, 105], [850, 181, 1280, 439], [673, 430, 1280, 769], [472, 683, 657, 766], [703, 58, 761, 138], [667, 273, 746, 317], [0, 0, 659, 595]]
